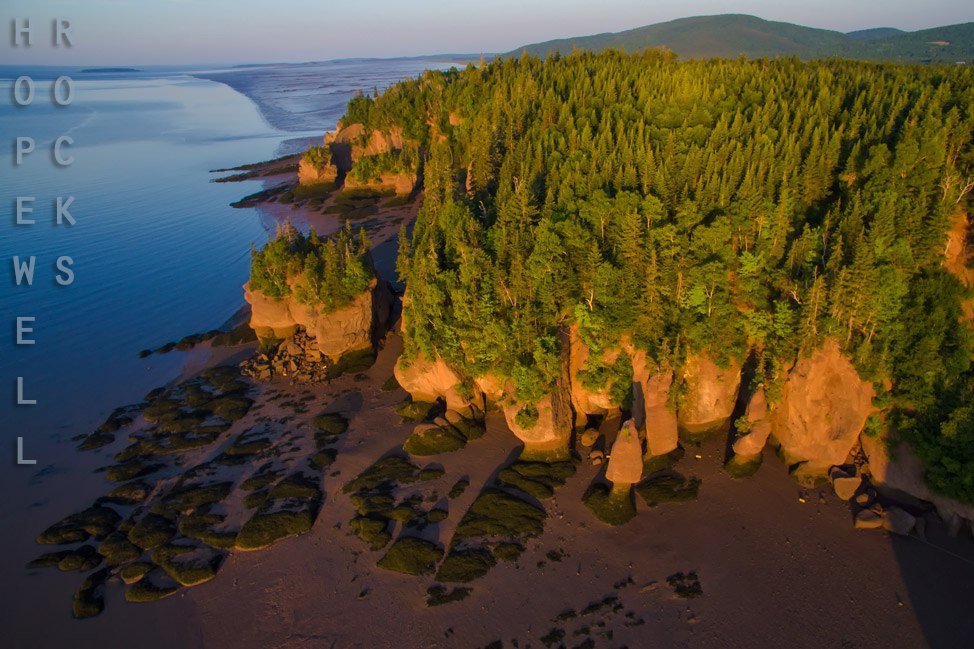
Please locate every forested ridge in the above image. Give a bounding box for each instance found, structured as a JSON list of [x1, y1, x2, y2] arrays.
[[332, 51, 974, 500]]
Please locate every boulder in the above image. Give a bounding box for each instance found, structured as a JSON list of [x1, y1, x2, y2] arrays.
[[883, 507, 917, 536], [772, 339, 874, 477], [579, 429, 600, 448], [833, 476, 862, 501], [854, 509, 885, 530], [677, 353, 742, 436], [732, 387, 773, 458], [589, 450, 605, 466], [605, 422, 643, 485]]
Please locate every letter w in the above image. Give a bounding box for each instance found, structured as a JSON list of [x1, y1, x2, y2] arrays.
[[13, 256, 36, 286]]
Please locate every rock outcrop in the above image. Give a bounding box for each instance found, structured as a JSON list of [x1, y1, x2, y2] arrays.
[[501, 391, 574, 459], [344, 170, 416, 196], [731, 387, 773, 459], [297, 156, 338, 186], [772, 339, 874, 479], [677, 354, 742, 436], [569, 325, 620, 417], [605, 421, 643, 487], [631, 350, 679, 458], [394, 353, 482, 413], [246, 277, 391, 363], [861, 430, 974, 526]]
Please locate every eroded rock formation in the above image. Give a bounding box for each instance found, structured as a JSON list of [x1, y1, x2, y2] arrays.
[[631, 350, 679, 458], [246, 277, 392, 364], [394, 353, 482, 413], [677, 354, 742, 436], [772, 339, 874, 480]]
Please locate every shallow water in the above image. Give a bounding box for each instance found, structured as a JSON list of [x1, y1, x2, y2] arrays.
[[0, 58, 452, 488]]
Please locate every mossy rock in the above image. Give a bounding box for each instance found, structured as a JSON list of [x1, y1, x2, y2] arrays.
[[449, 416, 487, 441], [269, 473, 322, 501], [119, 561, 153, 585], [381, 375, 401, 391], [127, 513, 176, 550], [350, 516, 392, 550], [241, 471, 281, 491], [435, 548, 497, 583], [342, 456, 426, 494], [72, 569, 108, 619], [493, 541, 525, 563], [178, 514, 237, 549], [37, 505, 122, 545], [426, 584, 472, 607], [57, 545, 104, 572], [328, 348, 376, 378], [105, 461, 162, 482], [310, 449, 338, 469], [427, 508, 449, 523], [236, 509, 316, 550], [311, 413, 349, 437], [125, 569, 180, 602], [142, 399, 182, 424], [643, 446, 685, 475], [101, 481, 151, 506], [725, 453, 763, 479], [376, 537, 443, 576], [98, 533, 142, 565], [454, 489, 546, 540], [351, 493, 396, 516], [151, 544, 223, 587], [496, 460, 576, 499], [244, 490, 270, 510], [448, 478, 470, 499], [395, 399, 438, 422], [157, 482, 233, 515], [78, 431, 116, 451], [635, 473, 701, 507], [583, 484, 636, 526], [206, 395, 253, 421], [27, 550, 72, 569], [403, 425, 467, 456], [226, 436, 273, 457]]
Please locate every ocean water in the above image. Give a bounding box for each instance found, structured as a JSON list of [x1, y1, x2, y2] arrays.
[[0, 59, 454, 488]]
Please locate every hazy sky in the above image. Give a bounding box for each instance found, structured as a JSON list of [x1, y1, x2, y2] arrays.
[[5, 0, 972, 65]]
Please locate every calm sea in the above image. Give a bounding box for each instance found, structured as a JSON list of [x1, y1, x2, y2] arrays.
[[0, 59, 455, 501]]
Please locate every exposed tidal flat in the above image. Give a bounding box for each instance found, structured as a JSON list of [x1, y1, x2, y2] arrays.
[[6, 60, 974, 649]]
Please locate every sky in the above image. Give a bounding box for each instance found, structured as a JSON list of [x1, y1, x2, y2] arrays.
[[4, 0, 972, 65]]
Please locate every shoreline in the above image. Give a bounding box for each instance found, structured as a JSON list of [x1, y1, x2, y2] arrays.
[[7, 151, 974, 649]]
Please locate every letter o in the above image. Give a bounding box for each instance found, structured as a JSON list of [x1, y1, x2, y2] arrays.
[[53, 76, 74, 106], [13, 76, 34, 106]]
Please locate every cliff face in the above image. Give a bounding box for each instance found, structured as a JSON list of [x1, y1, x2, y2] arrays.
[[677, 354, 742, 436], [246, 277, 391, 362], [772, 339, 875, 477], [394, 353, 482, 413], [297, 156, 338, 186], [631, 349, 679, 458], [568, 325, 619, 417]]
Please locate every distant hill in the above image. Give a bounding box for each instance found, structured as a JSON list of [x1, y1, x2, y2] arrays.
[[509, 14, 974, 63]]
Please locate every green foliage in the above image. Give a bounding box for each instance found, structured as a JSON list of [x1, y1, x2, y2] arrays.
[[302, 145, 331, 170], [249, 221, 374, 311]]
